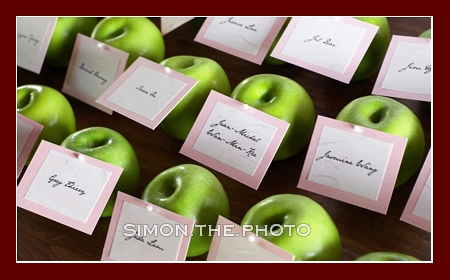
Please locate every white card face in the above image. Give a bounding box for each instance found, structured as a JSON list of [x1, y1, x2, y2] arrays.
[[17, 17, 57, 74], [373, 35, 432, 102], [17, 118, 33, 160], [160, 17, 194, 35], [96, 57, 198, 130], [412, 172, 431, 221], [63, 34, 129, 114], [17, 114, 43, 178]]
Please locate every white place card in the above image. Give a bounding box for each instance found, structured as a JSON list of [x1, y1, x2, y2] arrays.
[[372, 35, 432, 102], [102, 192, 194, 261], [62, 34, 129, 114], [17, 140, 123, 235], [180, 90, 289, 190], [17, 17, 57, 74], [160, 17, 194, 35], [195, 17, 287, 65], [270, 17, 379, 83], [17, 113, 43, 178], [96, 56, 198, 130], [298, 116, 407, 214]]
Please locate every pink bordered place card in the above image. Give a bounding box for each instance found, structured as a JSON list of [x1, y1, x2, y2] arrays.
[[17, 140, 123, 235], [180, 90, 289, 190], [298, 116, 407, 214], [96, 56, 198, 130], [270, 17, 379, 83], [372, 35, 432, 102], [207, 216, 295, 262], [401, 148, 432, 232], [194, 17, 287, 65], [17, 113, 43, 178], [160, 17, 194, 35], [17, 16, 57, 74], [101, 192, 194, 262], [62, 33, 129, 114]]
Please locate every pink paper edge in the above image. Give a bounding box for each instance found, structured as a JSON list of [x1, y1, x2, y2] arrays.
[[101, 191, 195, 261], [298, 115, 407, 214], [17, 17, 57, 74], [17, 113, 44, 178], [96, 56, 199, 130], [195, 17, 287, 65], [180, 90, 289, 190], [62, 33, 129, 114], [207, 216, 295, 261], [372, 35, 432, 102], [16, 140, 123, 235], [400, 148, 432, 232], [271, 17, 379, 83]]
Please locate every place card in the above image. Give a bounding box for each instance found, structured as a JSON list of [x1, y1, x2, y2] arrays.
[[206, 216, 295, 261], [194, 17, 287, 65], [62, 33, 129, 114], [180, 91, 289, 190], [101, 192, 194, 261], [17, 140, 123, 235], [160, 17, 194, 35], [17, 17, 57, 74], [298, 116, 407, 214], [96, 56, 198, 130], [17, 113, 43, 178], [270, 17, 379, 83], [372, 35, 432, 102], [401, 148, 432, 232]]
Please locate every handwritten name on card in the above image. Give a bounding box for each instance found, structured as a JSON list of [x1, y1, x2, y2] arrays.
[[17, 17, 57, 74], [17, 141, 122, 235], [180, 91, 289, 190], [298, 116, 407, 214], [271, 17, 378, 83], [62, 34, 128, 114], [96, 56, 198, 130], [373, 35, 432, 102]]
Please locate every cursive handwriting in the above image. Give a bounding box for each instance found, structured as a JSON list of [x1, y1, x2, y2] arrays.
[[315, 151, 378, 176], [147, 239, 164, 251], [210, 120, 261, 143], [48, 174, 86, 195], [398, 62, 431, 74], [304, 35, 336, 47], [219, 17, 257, 32], [78, 63, 108, 85], [125, 235, 164, 251], [17, 32, 40, 46], [125, 234, 144, 242], [136, 85, 157, 97]]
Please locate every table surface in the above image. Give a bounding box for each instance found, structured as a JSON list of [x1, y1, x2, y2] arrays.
[[16, 17, 432, 262]]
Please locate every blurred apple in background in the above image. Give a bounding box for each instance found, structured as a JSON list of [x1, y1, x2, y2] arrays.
[[355, 251, 420, 261], [17, 84, 76, 165], [336, 95, 425, 188], [45, 17, 99, 68], [159, 55, 231, 140], [91, 17, 165, 69], [60, 126, 140, 218], [419, 28, 431, 38], [230, 73, 316, 160]]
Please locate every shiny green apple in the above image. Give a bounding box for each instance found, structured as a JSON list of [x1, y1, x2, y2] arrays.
[[141, 164, 230, 257], [355, 251, 420, 261], [159, 55, 231, 140], [241, 193, 341, 261], [230, 73, 316, 160], [336, 95, 425, 188], [91, 17, 165, 69], [60, 126, 140, 218], [17, 84, 76, 165], [45, 17, 98, 68]]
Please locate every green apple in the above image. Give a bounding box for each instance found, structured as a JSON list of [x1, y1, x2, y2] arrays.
[[336, 95, 425, 188], [45, 17, 98, 68], [355, 251, 420, 261], [263, 17, 291, 66], [141, 164, 230, 257], [419, 28, 431, 38], [17, 84, 76, 165], [230, 73, 316, 161], [351, 17, 391, 82], [241, 193, 341, 261], [60, 126, 140, 218], [91, 17, 165, 69], [159, 55, 232, 140]]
